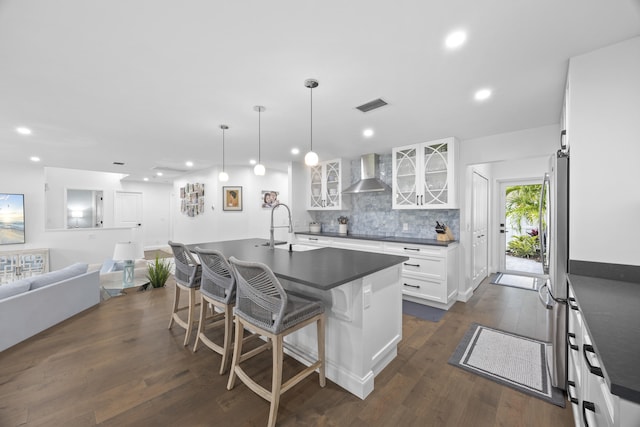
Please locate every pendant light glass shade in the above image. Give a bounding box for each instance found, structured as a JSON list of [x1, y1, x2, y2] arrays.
[[304, 79, 319, 166], [304, 151, 319, 166], [254, 105, 266, 176], [219, 124, 229, 182]]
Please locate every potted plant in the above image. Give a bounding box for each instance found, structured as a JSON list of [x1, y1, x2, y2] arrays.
[[309, 222, 321, 233], [337, 216, 348, 234], [146, 255, 172, 289]]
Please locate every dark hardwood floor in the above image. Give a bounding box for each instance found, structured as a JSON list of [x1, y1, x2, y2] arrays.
[[0, 275, 574, 426]]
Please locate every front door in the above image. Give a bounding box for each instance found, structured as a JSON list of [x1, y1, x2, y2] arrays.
[[498, 180, 543, 276]]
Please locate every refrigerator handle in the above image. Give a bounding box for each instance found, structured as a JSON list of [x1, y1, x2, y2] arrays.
[[538, 280, 553, 309]]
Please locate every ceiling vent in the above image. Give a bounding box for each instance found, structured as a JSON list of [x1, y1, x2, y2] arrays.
[[356, 98, 388, 113]]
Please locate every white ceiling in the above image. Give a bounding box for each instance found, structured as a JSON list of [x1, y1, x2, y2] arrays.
[[1, 1, 639, 182]]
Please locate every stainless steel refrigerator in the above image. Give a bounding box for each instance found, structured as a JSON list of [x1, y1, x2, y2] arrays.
[[538, 148, 569, 390]]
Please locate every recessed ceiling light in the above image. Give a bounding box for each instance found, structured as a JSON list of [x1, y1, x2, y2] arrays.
[[186, 161, 194, 167], [156, 172, 163, 176], [363, 129, 374, 138], [30, 156, 40, 162], [16, 127, 32, 135], [291, 148, 300, 155], [445, 30, 467, 49], [249, 159, 257, 165], [474, 88, 492, 101], [143, 177, 149, 181]]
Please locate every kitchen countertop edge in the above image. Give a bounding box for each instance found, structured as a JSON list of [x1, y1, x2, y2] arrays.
[[295, 231, 457, 247], [567, 272, 640, 404]]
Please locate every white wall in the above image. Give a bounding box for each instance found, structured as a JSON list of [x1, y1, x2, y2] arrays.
[[568, 36, 640, 266], [172, 165, 290, 245], [458, 125, 559, 298]]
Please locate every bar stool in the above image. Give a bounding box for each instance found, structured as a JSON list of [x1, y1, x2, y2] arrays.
[[167, 241, 201, 346], [192, 247, 236, 374], [227, 256, 325, 427]]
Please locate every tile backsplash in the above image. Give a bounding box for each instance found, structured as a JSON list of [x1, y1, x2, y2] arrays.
[[309, 153, 460, 240]]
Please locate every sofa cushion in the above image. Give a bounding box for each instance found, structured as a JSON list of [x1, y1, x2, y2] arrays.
[[0, 278, 32, 300], [29, 263, 89, 290], [100, 259, 116, 274]]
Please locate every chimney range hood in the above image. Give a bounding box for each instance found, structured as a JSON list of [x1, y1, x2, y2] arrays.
[[342, 153, 391, 194]]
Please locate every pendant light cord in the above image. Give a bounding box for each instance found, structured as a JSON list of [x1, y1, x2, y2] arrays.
[[222, 127, 225, 172], [258, 108, 261, 163], [310, 85, 313, 152]]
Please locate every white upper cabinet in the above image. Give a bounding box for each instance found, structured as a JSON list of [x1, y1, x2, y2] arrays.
[[392, 137, 458, 209], [307, 158, 350, 210]]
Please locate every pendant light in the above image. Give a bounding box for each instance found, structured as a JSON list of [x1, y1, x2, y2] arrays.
[[304, 78, 319, 166], [218, 124, 229, 182], [253, 105, 266, 176]]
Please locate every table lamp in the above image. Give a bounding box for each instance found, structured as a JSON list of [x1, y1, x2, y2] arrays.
[[113, 241, 144, 287]]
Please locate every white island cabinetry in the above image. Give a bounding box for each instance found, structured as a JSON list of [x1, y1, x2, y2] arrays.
[[295, 234, 459, 309]]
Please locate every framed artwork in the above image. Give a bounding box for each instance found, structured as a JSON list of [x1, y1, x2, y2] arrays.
[[223, 186, 243, 211], [180, 182, 205, 216], [0, 193, 26, 245], [261, 190, 280, 209]]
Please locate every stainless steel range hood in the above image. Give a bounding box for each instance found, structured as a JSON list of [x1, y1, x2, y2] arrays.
[[342, 153, 391, 194]]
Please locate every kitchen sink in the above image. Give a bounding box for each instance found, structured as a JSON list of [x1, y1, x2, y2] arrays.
[[260, 240, 287, 246], [273, 244, 321, 252]]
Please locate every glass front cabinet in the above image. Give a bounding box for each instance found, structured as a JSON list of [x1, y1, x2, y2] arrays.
[[307, 158, 349, 210], [392, 137, 458, 209]]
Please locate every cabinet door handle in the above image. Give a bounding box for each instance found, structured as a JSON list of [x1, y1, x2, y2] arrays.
[[568, 297, 579, 311], [583, 344, 604, 378], [416, 195, 419, 205], [403, 283, 420, 289], [308, 238, 318, 241], [420, 195, 424, 205], [582, 401, 596, 427], [403, 247, 420, 252], [567, 381, 579, 405], [404, 263, 421, 267], [567, 333, 579, 351]]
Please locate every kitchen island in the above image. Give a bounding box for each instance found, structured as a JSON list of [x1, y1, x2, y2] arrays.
[[186, 238, 408, 399]]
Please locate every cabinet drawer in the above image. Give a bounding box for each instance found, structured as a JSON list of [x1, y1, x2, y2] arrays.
[[332, 238, 384, 253], [401, 256, 445, 280], [401, 276, 445, 303], [384, 242, 445, 258]]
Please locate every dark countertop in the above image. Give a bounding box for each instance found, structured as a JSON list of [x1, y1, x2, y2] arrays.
[[568, 273, 640, 403], [186, 238, 408, 291], [295, 231, 456, 247]]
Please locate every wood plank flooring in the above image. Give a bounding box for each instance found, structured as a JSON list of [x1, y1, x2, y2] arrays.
[[0, 277, 574, 426]]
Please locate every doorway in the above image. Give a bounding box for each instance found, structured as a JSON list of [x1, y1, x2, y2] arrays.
[[498, 179, 543, 276]]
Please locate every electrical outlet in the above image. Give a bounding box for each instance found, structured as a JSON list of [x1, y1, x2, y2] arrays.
[[403, 223, 409, 231]]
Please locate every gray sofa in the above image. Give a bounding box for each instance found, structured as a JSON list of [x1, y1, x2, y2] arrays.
[[0, 263, 100, 352]]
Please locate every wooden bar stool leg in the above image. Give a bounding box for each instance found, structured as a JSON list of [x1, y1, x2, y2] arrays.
[[318, 314, 326, 387], [268, 335, 284, 427], [220, 304, 234, 375], [168, 283, 180, 329], [227, 317, 244, 390], [193, 293, 206, 352], [183, 288, 196, 346]]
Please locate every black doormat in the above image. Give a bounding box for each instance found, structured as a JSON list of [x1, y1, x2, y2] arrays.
[[448, 323, 565, 407], [402, 300, 446, 322]]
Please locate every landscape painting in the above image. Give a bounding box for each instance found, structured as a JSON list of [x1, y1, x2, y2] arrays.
[[0, 193, 25, 244]]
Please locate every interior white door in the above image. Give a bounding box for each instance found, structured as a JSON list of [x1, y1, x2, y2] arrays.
[[114, 191, 143, 228], [471, 171, 489, 289]]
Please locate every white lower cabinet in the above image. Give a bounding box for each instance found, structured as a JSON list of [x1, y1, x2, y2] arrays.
[[568, 284, 640, 427], [294, 234, 459, 309]]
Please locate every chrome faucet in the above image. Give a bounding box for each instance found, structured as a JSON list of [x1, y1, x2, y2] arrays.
[[269, 203, 293, 249]]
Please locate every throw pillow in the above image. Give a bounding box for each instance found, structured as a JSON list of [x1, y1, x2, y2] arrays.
[[0, 278, 32, 300]]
